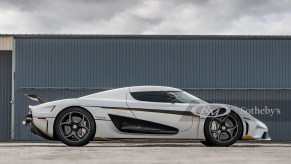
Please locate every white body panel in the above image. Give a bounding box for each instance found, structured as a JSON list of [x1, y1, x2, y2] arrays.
[[126, 92, 196, 132], [27, 86, 270, 141]]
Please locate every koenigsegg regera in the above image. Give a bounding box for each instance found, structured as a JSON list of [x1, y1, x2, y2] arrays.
[[23, 86, 270, 146]]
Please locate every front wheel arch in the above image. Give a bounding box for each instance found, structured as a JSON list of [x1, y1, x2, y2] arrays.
[[203, 110, 244, 147]]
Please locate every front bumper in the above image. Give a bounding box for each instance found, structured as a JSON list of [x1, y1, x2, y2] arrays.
[[242, 132, 270, 140], [242, 119, 271, 140]]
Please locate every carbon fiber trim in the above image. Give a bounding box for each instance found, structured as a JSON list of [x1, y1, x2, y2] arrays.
[[85, 106, 196, 117]]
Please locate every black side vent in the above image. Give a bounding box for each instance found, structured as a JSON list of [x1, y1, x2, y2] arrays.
[[108, 114, 178, 135], [245, 121, 249, 135]]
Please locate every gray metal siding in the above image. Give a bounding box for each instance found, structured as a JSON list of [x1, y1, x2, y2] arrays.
[[13, 36, 291, 140], [0, 51, 12, 141], [15, 38, 291, 89]]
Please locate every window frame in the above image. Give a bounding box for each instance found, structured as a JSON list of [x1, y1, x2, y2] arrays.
[[130, 91, 172, 103]]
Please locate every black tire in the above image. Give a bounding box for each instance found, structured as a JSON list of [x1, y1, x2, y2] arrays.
[[203, 111, 243, 147], [54, 107, 96, 146], [200, 141, 215, 147]]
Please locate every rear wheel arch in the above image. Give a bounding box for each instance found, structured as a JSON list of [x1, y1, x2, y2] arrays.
[[53, 106, 96, 141]]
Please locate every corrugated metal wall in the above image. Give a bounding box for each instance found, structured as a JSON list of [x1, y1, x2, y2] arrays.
[[0, 36, 13, 50], [14, 37, 291, 88], [13, 36, 291, 140], [0, 51, 12, 141]]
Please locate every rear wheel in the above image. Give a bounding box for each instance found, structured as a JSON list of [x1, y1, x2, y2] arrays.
[[200, 141, 215, 146], [203, 111, 243, 147], [54, 107, 96, 146]]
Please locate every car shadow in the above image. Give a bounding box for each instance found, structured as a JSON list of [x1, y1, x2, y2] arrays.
[[1, 141, 291, 148]]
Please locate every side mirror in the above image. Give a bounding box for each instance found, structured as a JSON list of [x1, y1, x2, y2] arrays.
[[167, 92, 177, 103]]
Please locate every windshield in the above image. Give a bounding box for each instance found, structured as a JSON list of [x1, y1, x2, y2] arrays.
[[169, 91, 207, 104]]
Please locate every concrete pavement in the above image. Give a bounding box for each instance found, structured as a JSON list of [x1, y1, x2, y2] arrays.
[[0, 141, 290, 164]]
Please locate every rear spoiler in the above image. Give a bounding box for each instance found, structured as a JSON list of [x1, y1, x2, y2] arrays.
[[25, 94, 47, 104]]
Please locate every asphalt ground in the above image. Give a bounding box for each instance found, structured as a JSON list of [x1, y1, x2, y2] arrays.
[[0, 141, 290, 164]]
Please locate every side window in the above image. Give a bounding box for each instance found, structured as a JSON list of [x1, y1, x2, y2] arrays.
[[130, 91, 171, 103]]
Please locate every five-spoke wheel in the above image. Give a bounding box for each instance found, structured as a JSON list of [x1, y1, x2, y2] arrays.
[[209, 115, 238, 142], [202, 111, 243, 147], [55, 107, 96, 146]]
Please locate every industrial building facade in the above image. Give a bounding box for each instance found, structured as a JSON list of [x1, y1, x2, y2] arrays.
[[0, 34, 290, 141]]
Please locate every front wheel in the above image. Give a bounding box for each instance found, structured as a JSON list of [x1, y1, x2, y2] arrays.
[[203, 111, 243, 147], [54, 107, 96, 146]]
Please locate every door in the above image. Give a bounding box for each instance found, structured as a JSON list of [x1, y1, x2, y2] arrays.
[[0, 51, 12, 141], [126, 91, 194, 134]]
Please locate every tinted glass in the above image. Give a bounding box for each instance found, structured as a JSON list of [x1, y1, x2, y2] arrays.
[[170, 91, 207, 104], [131, 91, 171, 103]]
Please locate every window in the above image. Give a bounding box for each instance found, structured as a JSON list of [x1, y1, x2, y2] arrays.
[[130, 91, 171, 103], [130, 91, 207, 104], [171, 91, 207, 104]]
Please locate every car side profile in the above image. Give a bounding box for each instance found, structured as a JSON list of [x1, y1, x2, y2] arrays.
[[23, 86, 270, 146]]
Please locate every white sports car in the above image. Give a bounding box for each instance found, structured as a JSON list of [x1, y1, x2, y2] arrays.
[[23, 86, 270, 146]]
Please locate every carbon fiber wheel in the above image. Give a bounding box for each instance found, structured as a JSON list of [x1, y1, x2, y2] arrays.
[[203, 111, 243, 147], [55, 107, 96, 146]]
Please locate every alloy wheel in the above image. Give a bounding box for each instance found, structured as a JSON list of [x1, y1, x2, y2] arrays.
[[209, 115, 238, 142], [59, 112, 90, 142]]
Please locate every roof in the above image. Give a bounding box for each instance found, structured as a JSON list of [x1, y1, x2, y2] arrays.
[[129, 86, 181, 92], [1, 34, 291, 40], [81, 86, 181, 100]]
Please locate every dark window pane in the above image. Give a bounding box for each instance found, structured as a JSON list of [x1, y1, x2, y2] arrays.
[[130, 91, 171, 103], [169, 91, 207, 104]]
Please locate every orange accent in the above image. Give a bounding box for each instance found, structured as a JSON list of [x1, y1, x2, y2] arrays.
[[242, 135, 255, 140], [93, 137, 111, 141]]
